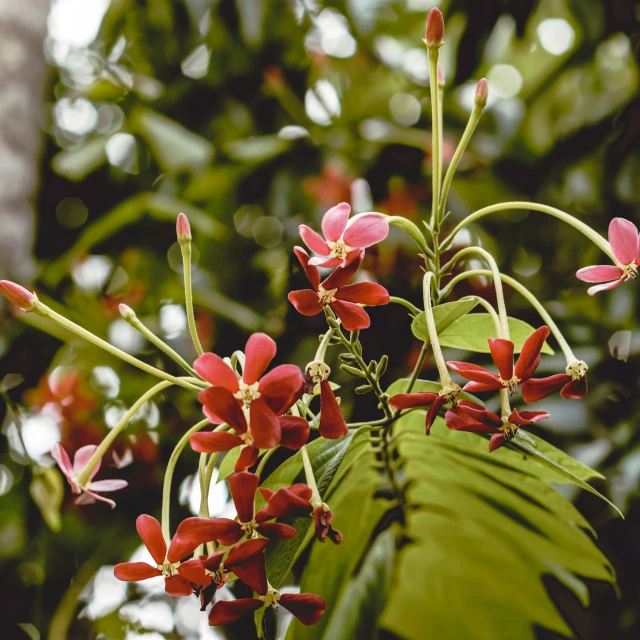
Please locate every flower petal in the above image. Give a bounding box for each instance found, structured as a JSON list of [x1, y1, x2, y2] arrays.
[[587, 279, 624, 296], [136, 514, 167, 564], [178, 558, 211, 586], [86, 479, 128, 492], [235, 445, 260, 472], [226, 472, 258, 523], [334, 282, 390, 306], [576, 265, 624, 283], [343, 212, 389, 248], [299, 224, 330, 256], [388, 392, 438, 409], [164, 575, 193, 597], [172, 517, 243, 554], [279, 593, 326, 626], [462, 382, 506, 393], [514, 327, 550, 380], [425, 395, 447, 435], [244, 333, 277, 385], [288, 290, 323, 316], [114, 562, 161, 581], [319, 380, 348, 439], [198, 387, 247, 433], [81, 489, 119, 508], [51, 442, 74, 481], [279, 415, 310, 449], [193, 353, 238, 392], [190, 431, 244, 453], [229, 552, 269, 596], [446, 361, 503, 387], [255, 485, 312, 521], [256, 522, 297, 540], [293, 246, 320, 291], [487, 338, 514, 381], [308, 256, 345, 268], [73, 445, 100, 477], [321, 202, 350, 242], [330, 299, 370, 331], [225, 537, 269, 568], [322, 251, 362, 290], [208, 599, 262, 626], [608, 217, 639, 265], [249, 399, 281, 449], [560, 376, 588, 399], [259, 364, 304, 415], [509, 408, 549, 425], [488, 433, 507, 452], [200, 550, 225, 572], [521, 374, 571, 403]]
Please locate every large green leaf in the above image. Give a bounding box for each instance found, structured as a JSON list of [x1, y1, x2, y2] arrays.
[[438, 313, 554, 354], [411, 297, 479, 343]]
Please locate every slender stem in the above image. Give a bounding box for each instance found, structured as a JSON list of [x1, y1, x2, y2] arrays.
[[346, 417, 390, 428], [181, 242, 204, 356], [428, 49, 442, 230], [405, 342, 428, 394], [389, 296, 421, 315], [161, 419, 211, 541], [422, 272, 454, 387], [300, 445, 322, 507], [198, 453, 209, 518], [315, 328, 334, 362], [472, 297, 501, 334], [439, 105, 483, 217], [440, 202, 617, 263], [76, 381, 173, 485], [499, 388, 511, 419], [34, 303, 202, 391], [256, 447, 278, 479], [203, 451, 220, 500], [386, 216, 434, 259]]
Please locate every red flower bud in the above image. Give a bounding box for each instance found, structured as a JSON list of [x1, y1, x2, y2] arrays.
[[425, 8, 444, 47], [475, 78, 488, 108], [176, 212, 192, 243], [0, 280, 36, 311]]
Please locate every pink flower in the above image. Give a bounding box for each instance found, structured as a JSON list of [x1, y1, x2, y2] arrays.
[[576, 218, 639, 295], [289, 248, 390, 331], [299, 202, 389, 268], [189, 333, 306, 471], [51, 442, 127, 509]]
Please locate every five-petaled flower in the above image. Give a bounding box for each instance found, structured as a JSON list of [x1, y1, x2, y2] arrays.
[[389, 384, 460, 435], [447, 327, 550, 395], [576, 218, 639, 295], [289, 247, 390, 331], [445, 400, 549, 452], [522, 359, 588, 403], [190, 333, 306, 471], [304, 361, 348, 439], [299, 202, 389, 269], [51, 442, 127, 509]]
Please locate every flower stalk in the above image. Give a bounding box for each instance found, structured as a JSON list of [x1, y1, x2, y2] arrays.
[[178, 213, 204, 356]]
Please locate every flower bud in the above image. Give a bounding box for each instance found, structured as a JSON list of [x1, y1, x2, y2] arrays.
[[176, 213, 192, 244], [425, 8, 444, 47], [474, 78, 488, 108], [0, 280, 37, 311], [119, 303, 137, 322]]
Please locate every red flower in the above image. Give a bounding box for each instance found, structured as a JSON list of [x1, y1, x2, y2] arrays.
[[522, 360, 589, 403], [288, 247, 389, 331], [445, 400, 549, 452], [190, 333, 305, 472], [113, 514, 235, 596], [304, 362, 348, 439], [388, 392, 449, 435], [51, 443, 127, 509], [447, 327, 550, 394]]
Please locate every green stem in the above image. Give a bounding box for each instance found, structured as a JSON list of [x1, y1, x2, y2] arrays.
[[181, 242, 204, 356], [300, 444, 322, 507], [161, 418, 211, 541], [405, 342, 428, 394], [440, 202, 617, 263], [422, 272, 454, 388], [198, 453, 209, 518], [256, 447, 278, 479], [34, 303, 202, 391], [471, 296, 501, 334], [315, 328, 334, 362], [76, 381, 173, 486], [428, 49, 442, 230], [389, 296, 421, 315], [386, 216, 434, 259]]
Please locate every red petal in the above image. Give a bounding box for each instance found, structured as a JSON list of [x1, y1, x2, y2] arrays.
[[193, 353, 238, 392], [334, 282, 390, 306], [319, 380, 348, 439], [322, 251, 363, 290], [249, 399, 281, 449], [200, 550, 225, 572], [560, 376, 588, 399], [259, 364, 304, 415], [279, 415, 310, 449], [172, 517, 243, 555], [136, 514, 167, 565], [330, 299, 370, 331], [509, 408, 549, 425], [462, 382, 506, 393], [190, 431, 244, 453], [227, 472, 258, 523], [447, 361, 503, 387], [198, 387, 247, 433], [208, 599, 262, 626], [521, 374, 570, 403], [256, 485, 312, 521], [231, 553, 269, 596], [288, 289, 323, 316], [279, 593, 326, 626], [388, 392, 438, 409], [487, 338, 514, 381], [235, 445, 260, 472], [514, 327, 550, 380], [178, 559, 211, 586], [425, 395, 447, 435], [455, 400, 502, 426], [256, 522, 297, 540], [225, 538, 269, 567], [164, 575, 193, 597], [114, 562, 161, 581], [293, 247, 320, 291], [489, 433, 507, 452], [243, 333, 277, 385]]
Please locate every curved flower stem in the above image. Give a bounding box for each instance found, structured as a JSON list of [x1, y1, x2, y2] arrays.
[[472, 296, 502, 334], [180, 241, 204, 356], [440, 247, 510, 340], [198, 453, 209, 518], [161, 418, 212, 541], [389, 296, 421, 315], [422, 272, 454, 388], [442, 268, 577, 363], [256, 447, 278, 480], [428, 48, 442, 231], [439, 202, 617, 263], [315, 328, 334, 362], [300, 444, 322, 508], [76, 381, 173, 486], [34, 302, 203, 392], [386, 216, 434, 259]]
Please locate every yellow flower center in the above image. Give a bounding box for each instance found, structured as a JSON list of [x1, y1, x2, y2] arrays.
[[234, 380, 261, 405], [317, 286, 338, 305], [328, 239, 350, 259]]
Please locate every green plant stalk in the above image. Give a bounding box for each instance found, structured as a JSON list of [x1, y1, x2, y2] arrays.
[[440, 202, 617, 263], [386, 216, 434, 259], [198, 453, 209, 518], [428, 48, 442, 231], [404, 342, 428, 394], [161, 418, 211, 541], [34, 302, 203, 391], [422, 272, 454, 388], [389, 296, 421, 315], [439, 104, 483, 217], [315, 327, 334, 362], [300, 444, 322, 508], [256, 447, 278, 479], [181, 241, 204, 356], [471, 296, 502, 334], [76, 381, 173, 486]]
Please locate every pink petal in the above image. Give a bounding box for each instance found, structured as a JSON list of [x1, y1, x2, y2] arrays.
[[249, 398, 281, 449], [334, 282, 390, 306], [319, 380, 348, 439], [259, 364, 304, 415], [193, 353, 239, 392], [243, 333, 277, 385], [608, 217, 639, 265], [514, 327, 550, 380], [279, 593, 327, 626], [86, 479, 128, 492], [81, 489, 117, 508], [288, 290, 323, 316], [227, 472, 258, 523], [487, 338, 514, 381], [299, 225, 330, 255], [308, 256, 345, 268], [321, 202, 351, 242], [279, 415, 310, 449], [330, 299, 371, 331], [114, 562, 162, 581], [74, 493, 96, 505], [198, 387, 247, 432], [293, 247, 320, 291], [209, 599, 262, 626], [190, 431, 244, 453], [73, 444, 100, 477], [576, 265, 624, 283], [136, 514, 167, 564], [389, 392, 438, 409], [587, 279, 625, 296], [164, 575, 193, 597], [343, 213, 389, 248], [51, 442, 74, 481]]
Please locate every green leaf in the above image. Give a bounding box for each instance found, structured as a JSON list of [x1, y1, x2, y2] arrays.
[[224, 136, 290, 162], [411, 297, 479, 343], [438, 313, 554, 354], [0, 374, 24, 393]]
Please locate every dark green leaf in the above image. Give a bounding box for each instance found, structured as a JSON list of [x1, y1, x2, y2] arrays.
[[411, 296, 479, 342]]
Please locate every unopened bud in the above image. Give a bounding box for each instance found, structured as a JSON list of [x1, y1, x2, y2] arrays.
[[119, 303, 137, 322], [176, 213, 192, 244], [474, 78, 488, 108], [425, 8, 444, 47], [0, 280, 37, 311], [437, 64, 445, 88]]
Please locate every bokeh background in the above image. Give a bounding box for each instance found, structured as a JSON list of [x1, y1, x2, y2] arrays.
[[0, 0, 638, 638]]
